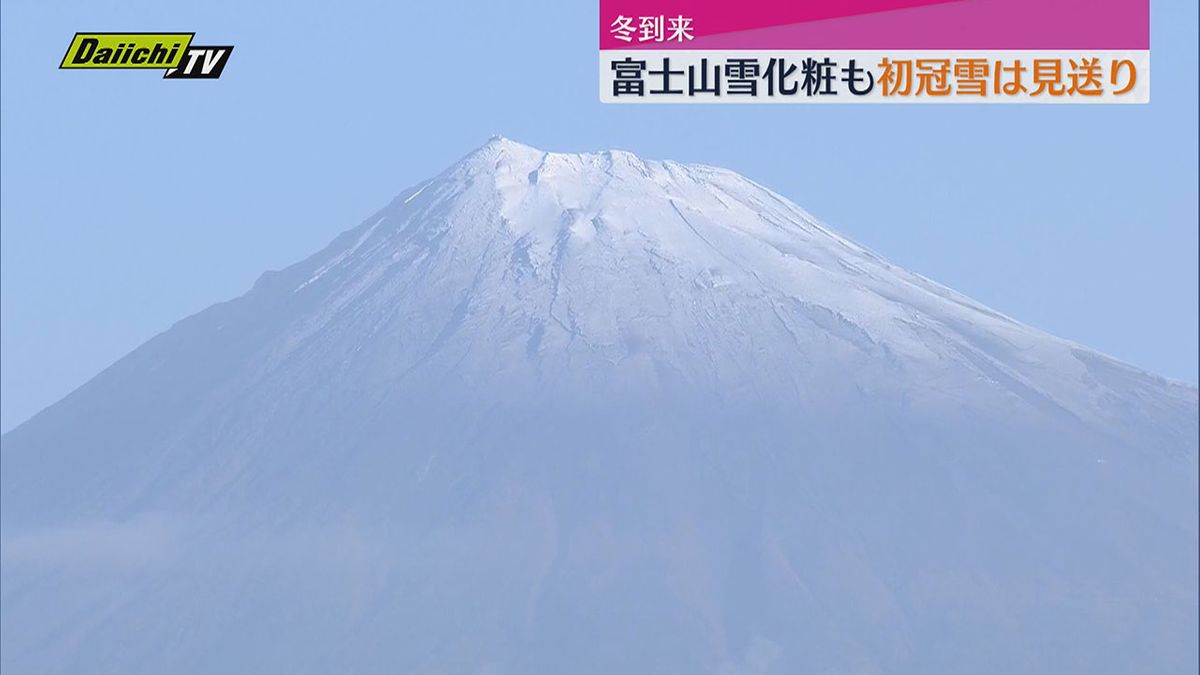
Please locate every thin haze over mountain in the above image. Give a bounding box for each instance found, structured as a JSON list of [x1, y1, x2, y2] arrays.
[[2, 138, 1196, 674]]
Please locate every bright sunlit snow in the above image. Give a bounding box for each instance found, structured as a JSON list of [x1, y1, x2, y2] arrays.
[[2, 138, 1196, 674]]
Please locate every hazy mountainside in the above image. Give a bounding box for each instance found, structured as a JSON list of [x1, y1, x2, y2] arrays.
[[2, 138, 1196, 674]]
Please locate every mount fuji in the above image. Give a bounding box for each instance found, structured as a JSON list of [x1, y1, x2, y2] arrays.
[[2, 138, 1196, 674]]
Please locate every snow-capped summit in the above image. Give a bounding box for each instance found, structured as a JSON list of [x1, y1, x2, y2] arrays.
[[2, 139, 1196, 674], [262, 137, 1192, 440]]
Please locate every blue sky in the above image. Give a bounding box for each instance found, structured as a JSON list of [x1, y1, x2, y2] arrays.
[[1, 0, 1196, 431]]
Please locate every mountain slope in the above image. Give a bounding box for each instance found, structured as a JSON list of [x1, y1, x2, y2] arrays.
[[2, 138, 1196, 674]]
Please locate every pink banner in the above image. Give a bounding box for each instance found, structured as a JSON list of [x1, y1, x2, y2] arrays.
[[600, 0, 1149, 50]]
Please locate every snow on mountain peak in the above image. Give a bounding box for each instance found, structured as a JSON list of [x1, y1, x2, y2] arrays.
[[1, 138, 1195, 675], [257, 138, 1192, 444]]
